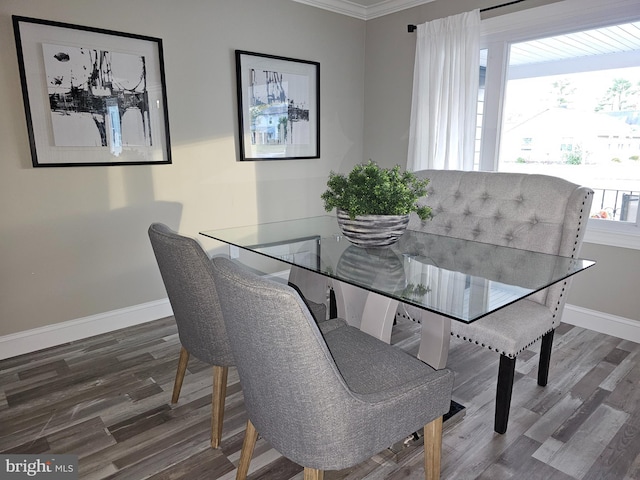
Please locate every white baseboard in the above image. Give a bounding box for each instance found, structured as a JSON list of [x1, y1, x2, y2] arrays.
[[562, 304, 640, 344], [1, 301, 637, 361], [0, 299, 173, 361]]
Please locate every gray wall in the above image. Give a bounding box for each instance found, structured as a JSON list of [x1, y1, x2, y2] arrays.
[[363, 0, 639, 322], [569, 243, 640, 320], [0, 0, 365, 336]]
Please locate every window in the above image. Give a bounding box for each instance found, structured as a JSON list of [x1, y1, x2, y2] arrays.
[[478, 0, 640, 249], [500, 37, 640, 224]]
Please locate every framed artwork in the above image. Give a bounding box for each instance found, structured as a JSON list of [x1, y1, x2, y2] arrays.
[[12, 16, 171, 167], [235, 50, 319, 161]]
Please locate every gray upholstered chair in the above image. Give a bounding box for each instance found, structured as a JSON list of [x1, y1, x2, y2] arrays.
[[148, 223, 234, 448], [407, 170, 593, 434], [211, 256, 454, 480]]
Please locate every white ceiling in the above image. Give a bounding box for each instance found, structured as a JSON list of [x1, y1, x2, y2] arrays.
[[291, 0, 435, 20]]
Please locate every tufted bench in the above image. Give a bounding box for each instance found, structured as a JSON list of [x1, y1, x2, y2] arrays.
[[405, 169, 593, 433]]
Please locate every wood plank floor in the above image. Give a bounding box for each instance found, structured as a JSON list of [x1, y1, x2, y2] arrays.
[[1, 316, 639, 479]]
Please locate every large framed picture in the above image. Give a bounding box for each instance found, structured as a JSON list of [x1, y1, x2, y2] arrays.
[[12, 16, 171, 167], [235, 50, 319, 161]]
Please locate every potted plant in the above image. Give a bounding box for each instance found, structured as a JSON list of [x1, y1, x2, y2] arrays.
[[321, 161, 431, 246]]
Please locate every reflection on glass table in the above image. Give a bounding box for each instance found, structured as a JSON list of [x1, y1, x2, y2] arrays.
[[200, 215, 594, 324]]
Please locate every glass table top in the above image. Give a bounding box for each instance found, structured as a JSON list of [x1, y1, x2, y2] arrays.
[[200, 216, 595, 323]]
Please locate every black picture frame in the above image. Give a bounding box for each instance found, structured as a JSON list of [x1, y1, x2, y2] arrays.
[[235, 50, 320, 161], [12, 16, 171, 167]]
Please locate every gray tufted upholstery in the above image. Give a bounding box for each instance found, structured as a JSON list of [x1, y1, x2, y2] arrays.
[[212, 256, 453, 478], [406, 170, 593, 433], [148, 223, 234, 448]]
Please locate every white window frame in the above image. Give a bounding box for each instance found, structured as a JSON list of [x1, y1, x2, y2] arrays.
[[479, 0, 640, 250]]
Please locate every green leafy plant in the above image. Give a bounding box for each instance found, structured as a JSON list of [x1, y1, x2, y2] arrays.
[[401, 282, 431, 299], [321, 161, 431, 220]]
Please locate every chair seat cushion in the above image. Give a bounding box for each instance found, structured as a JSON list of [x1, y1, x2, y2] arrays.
[[450, 299, 554, 358], [317, 317, 348, 334], [324, 325, 452, 403]]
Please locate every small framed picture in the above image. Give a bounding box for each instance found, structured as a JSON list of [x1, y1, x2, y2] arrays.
[[235, 50, 320, 161], [13, 16, 171, 167]]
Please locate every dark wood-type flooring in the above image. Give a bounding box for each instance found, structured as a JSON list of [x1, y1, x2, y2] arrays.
[[1, 315, 640, 479]]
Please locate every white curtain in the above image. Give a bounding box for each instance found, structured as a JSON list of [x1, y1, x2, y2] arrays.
[[407, 10, 481, 171]]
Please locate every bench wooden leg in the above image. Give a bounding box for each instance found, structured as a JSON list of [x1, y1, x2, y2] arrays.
[[538, 330, 555, 386], [495, 354, 516, 434]]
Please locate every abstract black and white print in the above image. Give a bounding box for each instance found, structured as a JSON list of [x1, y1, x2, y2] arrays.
[[248, 68, 310, 147], [43, 43, 152, 155]]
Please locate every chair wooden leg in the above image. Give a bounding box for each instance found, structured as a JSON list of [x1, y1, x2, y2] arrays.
[[236, 420, 258, 480], [303, 468, 324, 480], [538, 330, 555, 387], [424, 416, 443, 480], [171, 347, 190, 404], [211, 365, 228, 448], [495, 354, 516, 434]]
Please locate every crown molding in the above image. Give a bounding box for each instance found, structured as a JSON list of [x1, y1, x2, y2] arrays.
[[366, 0, 436, 19], [292, 0, 367, 20], [291, 0, 436, 20]]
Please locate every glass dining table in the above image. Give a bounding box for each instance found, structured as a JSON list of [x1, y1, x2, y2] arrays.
[[200, 215, 595, 371]]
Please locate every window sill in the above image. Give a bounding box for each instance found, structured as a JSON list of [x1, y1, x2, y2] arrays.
[[584, 221, 640, 250]]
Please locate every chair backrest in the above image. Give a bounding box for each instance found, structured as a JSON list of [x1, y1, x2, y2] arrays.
[[148, 223, 233, 366], [408, 170, 593, 316], [211, 256, 365, 464]]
